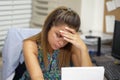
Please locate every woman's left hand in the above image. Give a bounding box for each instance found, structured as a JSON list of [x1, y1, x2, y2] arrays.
[[60, 27, 87, 50]]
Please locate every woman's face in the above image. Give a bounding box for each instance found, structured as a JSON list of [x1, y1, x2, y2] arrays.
[[48, 25, 69, 50]]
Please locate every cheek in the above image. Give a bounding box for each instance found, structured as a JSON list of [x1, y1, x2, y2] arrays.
[[63, 42, 68, 47], [48, 33, 57, 44]]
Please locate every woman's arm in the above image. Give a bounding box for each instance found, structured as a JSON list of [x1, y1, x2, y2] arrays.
[[60, 26, 92, 66], [23, 40, 44, 80], [71, 44, 93, 66]]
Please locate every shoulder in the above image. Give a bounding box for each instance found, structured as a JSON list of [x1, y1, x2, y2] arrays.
[[23, 40, 38, 55], [23, 40, 37, 47]]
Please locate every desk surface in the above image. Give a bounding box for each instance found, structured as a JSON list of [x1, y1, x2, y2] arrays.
[[93, 55, 118, 80], [86, 38, 120, 80], [93, 54, 115, 62], [92, 55, 114, 80], [89, 44, 115, 80]]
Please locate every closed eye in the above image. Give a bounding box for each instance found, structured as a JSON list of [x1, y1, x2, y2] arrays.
[[56, 33, 62, 38]]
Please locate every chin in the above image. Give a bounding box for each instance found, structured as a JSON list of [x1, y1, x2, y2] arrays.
[[53, 47, 59, 50], [52, 46, 60, 50]]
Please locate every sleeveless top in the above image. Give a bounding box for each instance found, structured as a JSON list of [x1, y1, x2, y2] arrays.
[[19, 48, 61, 80]]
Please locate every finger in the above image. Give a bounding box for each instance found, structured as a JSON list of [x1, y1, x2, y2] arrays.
[[65, 27, 76, 34], [63, 37, 73, 43], [60, 30, 73, 39]]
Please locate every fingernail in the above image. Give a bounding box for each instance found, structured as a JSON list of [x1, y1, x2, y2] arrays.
[[65, 27, 68, 29], [60, 30, 63, 32]]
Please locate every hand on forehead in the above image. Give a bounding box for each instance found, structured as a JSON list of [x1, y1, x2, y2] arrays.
[[59, 25, 76, 34]]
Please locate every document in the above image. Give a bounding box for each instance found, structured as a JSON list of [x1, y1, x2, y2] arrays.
[[62, 67, 105, 80], [105, 15, 115, 33], [106, 1, 116, 11], [115, 0, 120, 8]]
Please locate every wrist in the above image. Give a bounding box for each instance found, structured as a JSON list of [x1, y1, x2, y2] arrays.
[[80, 44, 88, 52]]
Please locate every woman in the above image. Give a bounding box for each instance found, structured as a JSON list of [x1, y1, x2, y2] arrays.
[[20, 6, 92, 80]]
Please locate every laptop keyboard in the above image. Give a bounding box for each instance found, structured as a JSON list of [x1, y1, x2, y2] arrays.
[[96, 61, 120, 80]]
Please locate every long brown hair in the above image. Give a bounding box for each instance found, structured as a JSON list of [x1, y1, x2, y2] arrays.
[[26, 6, 80, 68]]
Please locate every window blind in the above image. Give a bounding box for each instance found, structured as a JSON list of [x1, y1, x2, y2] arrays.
[[0, 0, 32, 52], [30, 0, 81, 28], [30, 0, 58, 28]]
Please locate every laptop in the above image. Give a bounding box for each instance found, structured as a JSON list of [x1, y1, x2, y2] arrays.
[[61, 67, 105, 80]]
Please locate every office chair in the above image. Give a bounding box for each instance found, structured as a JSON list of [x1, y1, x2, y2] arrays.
[[2, 28, 40, 80]]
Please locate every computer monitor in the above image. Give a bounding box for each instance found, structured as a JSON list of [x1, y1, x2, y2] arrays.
[[112, 20, 120, 60]]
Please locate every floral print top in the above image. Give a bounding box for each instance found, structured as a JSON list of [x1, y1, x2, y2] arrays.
[[20, 48, 61, 80]]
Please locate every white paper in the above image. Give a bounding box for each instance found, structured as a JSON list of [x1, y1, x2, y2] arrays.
[[115, 0, 120, 8], [106, 1, 116, 11], [61, 67, 105, 80], [106, 15, 115, 33]]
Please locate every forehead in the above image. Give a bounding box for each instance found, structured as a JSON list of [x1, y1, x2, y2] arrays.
[[51, 25, 68, 31]]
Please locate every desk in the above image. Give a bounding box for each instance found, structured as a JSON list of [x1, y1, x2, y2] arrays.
[[88, 44, 113, 80], [92, 55, 114, 80], [93, 55, 114, 80]]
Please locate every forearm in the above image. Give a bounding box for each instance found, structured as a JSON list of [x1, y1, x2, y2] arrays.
[[80, 48, 93, 66], [77, 41, 93, 66], [72, 45, 93, 66]]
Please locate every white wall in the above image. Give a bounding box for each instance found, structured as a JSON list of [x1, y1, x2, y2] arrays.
[[80, 0, 104, 33]]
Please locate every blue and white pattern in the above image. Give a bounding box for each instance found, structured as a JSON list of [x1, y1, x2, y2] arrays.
[[20, 49, 61, 80]]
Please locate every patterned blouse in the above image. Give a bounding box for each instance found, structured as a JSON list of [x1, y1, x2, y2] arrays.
[[20, 48, 61, 80]]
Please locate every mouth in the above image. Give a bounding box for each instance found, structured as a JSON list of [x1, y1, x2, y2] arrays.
[[55, 45, 59, 49], [55, 44, 61, 49]]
